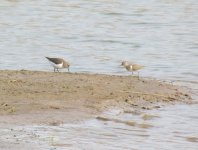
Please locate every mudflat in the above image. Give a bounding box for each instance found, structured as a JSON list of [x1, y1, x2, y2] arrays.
[[0, 70, 192, 125]]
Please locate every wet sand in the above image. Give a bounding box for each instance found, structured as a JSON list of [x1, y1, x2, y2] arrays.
[[0, 70, 192, 126]]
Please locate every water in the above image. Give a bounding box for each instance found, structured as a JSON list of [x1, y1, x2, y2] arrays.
[[0, 0, 197, 82], [0, 0, 198, 149], [1, 104, 198, 150]]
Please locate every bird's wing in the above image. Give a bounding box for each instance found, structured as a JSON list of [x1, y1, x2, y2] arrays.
[[46, 57, 63, 64], [133, 64, 144, 70]]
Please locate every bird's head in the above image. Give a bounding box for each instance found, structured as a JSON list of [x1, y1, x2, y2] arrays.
[[63, 61, 70, 71], [121, 61, 129, 67]]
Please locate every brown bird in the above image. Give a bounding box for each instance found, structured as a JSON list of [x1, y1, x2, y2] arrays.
[[121, 61, 144, 77], [46, 57, 70, 72]]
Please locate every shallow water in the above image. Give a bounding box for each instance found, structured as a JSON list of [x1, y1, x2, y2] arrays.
[[0, 0, 198, 149], [0, 0, 197, 83], [1, 104, 198, 150]]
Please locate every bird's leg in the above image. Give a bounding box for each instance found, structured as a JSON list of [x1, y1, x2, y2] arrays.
[[138, 72, 140, 80], [57, 69, 59, 72], [54, 68, 56, 72], [131, 71, 133, 75]]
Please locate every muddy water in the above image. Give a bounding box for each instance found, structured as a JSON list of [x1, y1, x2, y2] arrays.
[[0, 0, 198, 149]]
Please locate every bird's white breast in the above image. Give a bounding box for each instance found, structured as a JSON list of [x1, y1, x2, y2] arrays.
[[130, 65, 133, 71], [50, 62, 63, 69]]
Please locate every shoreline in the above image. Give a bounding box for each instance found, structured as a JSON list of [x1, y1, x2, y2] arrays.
[[0, 70, 192, 125]]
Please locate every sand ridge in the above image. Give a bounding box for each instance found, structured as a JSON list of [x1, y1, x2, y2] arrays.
[[0, 70, 192, 125]]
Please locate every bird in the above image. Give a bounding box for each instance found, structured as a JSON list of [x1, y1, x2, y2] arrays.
[[45, 57, 70, 72], [121, 61, 144, 78]]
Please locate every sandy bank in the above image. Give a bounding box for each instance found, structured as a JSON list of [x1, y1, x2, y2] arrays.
[[0, 70, 192, 125]]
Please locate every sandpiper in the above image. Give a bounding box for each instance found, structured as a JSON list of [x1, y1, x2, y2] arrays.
[[121, 61, 144, 77], [46, 57, 70, 72]]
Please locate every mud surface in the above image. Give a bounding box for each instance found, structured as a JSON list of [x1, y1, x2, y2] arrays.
[[0, 70, 192, 125]]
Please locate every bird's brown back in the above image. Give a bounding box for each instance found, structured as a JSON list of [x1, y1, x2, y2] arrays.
[[132, 64, 144, 71], [46, 57, 63, 64]]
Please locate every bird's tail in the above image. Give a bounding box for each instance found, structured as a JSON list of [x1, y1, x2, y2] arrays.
[[45, 57, 50, 60]]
